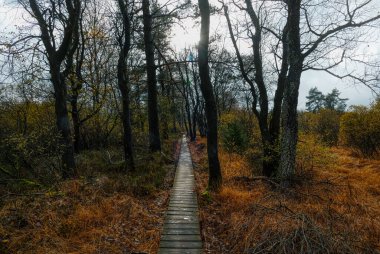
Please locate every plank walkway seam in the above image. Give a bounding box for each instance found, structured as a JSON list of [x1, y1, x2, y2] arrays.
[[158, 136, 202, 254]]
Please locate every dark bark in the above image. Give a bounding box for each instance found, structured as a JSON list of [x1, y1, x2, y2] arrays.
[[190, 61, 199, 141], [158, 64, 169, 140], [182, 104, 189, 135], [117, 0, 135, 170], [28, 0, 80, 178], [71, 92, 81, 153], [171, 85, 177, 133], [278, 0, 303, 185], [198, 0, 222, 191], [142, 0, 161, 152], [224, 4, 282, 177], [265, 23, 289, 177], [224, 2, 292, 177], [197, 105, 207, 137], [70, 13, 85, 154], [51, 65, 77, 178], [184, 62, 195, 140]]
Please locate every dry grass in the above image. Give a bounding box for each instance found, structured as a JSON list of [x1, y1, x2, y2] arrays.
[[1, 182, 164, 253], [190, 137, 380, 254], [0, 139, 181, 254]]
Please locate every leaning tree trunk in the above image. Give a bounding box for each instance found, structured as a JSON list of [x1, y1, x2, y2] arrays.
[[142, 0, 161, 152], [278, 0, 303, 186], [198, 0, 222, 191]]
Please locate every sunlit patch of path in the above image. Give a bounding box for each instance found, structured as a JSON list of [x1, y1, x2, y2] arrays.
[[158, 135, 202, 254]]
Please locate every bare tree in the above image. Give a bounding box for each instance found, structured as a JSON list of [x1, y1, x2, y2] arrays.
[[223, 2, 287, 177], [222, 0, 379, 185], [198, 0, 222, 191], [115, 0, 135, 170], [279, 0, 380, 185], [142, 0, 161, 152], [21, 0, 82, 178]]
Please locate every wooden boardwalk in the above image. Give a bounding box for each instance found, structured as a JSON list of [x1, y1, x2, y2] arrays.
[[158, 136, 202, 254]]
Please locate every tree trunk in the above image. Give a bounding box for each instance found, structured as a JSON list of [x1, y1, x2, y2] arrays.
[[198, 0, 222, 191], [191, 61, 200, 141], [158, 62, 169, 140], [191, 111, 197, 141], [224, 4, 287, 178], [171, 85, 177, 133], [278, 0, 302, 186], [52, 67, 76, 178], [71, 93, 82, 153], [120, 86, 135, 170], [182, 104, 189, 135], [117, 60, 135, 170], [28, 0, 81, 178], [116, 0, 135, 170], [142, 0, 161, 152]]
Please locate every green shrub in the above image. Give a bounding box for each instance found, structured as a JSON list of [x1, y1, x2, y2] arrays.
[[313, 109, 341, 146], [0, 125, 63, 180], [299, 109, 341, 146], [220, 117, 249, 154], [340, 102, 380, 157]]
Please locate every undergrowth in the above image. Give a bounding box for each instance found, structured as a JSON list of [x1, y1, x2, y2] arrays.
[[191, 136, 380, 254], [0, 137, 180, 253]]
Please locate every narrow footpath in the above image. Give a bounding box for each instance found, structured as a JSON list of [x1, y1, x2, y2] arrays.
[[158, 136, 202, 254]]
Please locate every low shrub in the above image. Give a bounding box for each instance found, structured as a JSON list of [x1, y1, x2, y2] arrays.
[[340, 102, 380, 157], [220, 112, 250, 154], [299, 109, 341, 146]]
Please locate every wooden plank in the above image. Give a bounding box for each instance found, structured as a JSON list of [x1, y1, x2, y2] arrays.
[[162, 228, 201, 235], [169, 198, 197, 201], [166, 215, 198, 220], [168, 204, 198, 208], [169, 201, 198, 206], [168, 206, 198, 210], [159, 241, 202, 249], [159, 136, 202, 253], [158, 248, 202, 254], [165, 218, 199, 224], [166, 211, 198, 216], [161, 234, 201, 241], [163, 223, 200, 229], [170, 194, 197, 198]]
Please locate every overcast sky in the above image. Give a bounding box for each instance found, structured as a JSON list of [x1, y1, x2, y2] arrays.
[[168, 0, 380, 109], [1, 0, 379, 109]]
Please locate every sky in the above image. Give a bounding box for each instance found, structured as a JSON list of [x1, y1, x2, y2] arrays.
[[0, 1, 24, 32], [1, 0, 379, 109]]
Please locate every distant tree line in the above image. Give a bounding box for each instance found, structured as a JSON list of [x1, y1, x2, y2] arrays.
[[306, 87, 348, 113]]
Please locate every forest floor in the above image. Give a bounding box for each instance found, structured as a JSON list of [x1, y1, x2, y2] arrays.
[[1, 135, 379, 254], [0, 138, 180, 254], [190, 137, 380, 254]]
